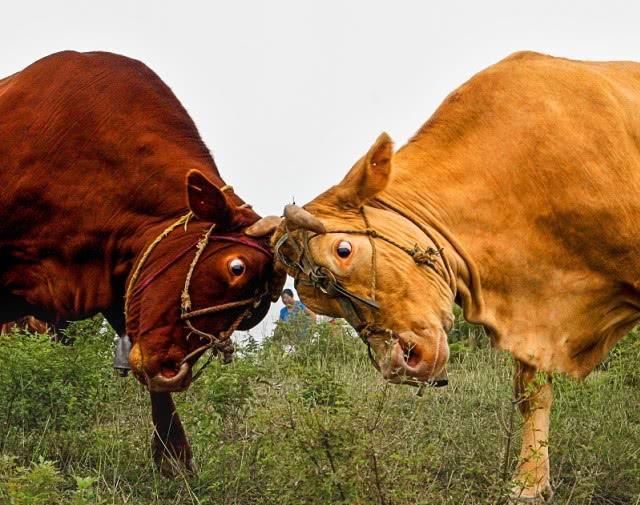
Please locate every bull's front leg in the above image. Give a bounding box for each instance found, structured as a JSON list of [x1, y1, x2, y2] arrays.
[[150, 391, 195, 477], [511, 360, 553, 502]]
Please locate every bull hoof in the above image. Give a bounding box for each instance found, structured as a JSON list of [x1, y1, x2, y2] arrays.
[[509, 485, 554, 504], [156, 454, 197, 479], [152, 439, 196, 478]]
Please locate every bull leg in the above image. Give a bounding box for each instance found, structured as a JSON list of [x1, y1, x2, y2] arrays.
[[150, 391, 194, 477], [511, 361, 553, 502]]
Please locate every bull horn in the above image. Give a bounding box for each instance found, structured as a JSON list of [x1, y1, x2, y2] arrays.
[[283, 204, 326, 233], [244, 215, 283, 237], [147, 362, 192, 393]]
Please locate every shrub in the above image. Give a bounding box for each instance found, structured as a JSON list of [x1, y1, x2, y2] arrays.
[[448, 305, 488, 348], [1, 315, 639, 504], [0, 456, 65, 505], [0, 326, 113, 433], [263, 318, 366, 370], [300, 369, 350, 410]]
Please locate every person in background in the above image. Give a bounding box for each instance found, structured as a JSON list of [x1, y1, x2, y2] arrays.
[[279, 288, 316, 322]]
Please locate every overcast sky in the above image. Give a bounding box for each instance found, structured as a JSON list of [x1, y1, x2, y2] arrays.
[[3, 1, 638, 337]]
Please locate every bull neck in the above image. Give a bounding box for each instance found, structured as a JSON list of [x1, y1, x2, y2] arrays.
[[368, 197, 457, 299], [373, 145, 489, 326]]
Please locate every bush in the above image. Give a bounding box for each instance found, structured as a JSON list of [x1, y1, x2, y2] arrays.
[[300, 369, 350, 410], [1, 315, 639, 504], [0, 318, 114, 434], [0, 456, 66, 505], [263, 318, 366, 370], [195, 358, 264, 418], [448, 305, 488, 348], [0, 455, 102, 505]]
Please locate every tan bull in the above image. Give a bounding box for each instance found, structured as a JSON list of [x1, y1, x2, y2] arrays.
[[262, 51, 640, 501]]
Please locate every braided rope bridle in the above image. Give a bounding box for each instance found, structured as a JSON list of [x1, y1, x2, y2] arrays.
[[274, 201, 454, 387], [124, 195, 272, 381]]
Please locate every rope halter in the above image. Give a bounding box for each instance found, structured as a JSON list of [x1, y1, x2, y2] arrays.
[[125, 209, 272, 381], [274, 201, 453, 388]]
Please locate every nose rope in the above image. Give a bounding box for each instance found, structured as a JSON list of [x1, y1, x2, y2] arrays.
[[359, 206, 382, 372], [373, 198, 456, 296], [125, 212, 193, 322], [361, 206, 377, 303], [429, 327, 441, 386], [178, 221, 271, 366]]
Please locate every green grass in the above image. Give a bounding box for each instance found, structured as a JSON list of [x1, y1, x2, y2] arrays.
[[0, 317, 638, 504]]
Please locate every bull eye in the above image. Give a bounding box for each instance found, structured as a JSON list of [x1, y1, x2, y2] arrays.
[[228, 258, 246, 276], [336, 240, 352, 258]]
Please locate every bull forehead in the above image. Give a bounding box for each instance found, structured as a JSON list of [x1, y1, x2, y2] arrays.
[[306, 205, 440, 260], [309, 204, 429, 240], [287, 208, 445, 312]]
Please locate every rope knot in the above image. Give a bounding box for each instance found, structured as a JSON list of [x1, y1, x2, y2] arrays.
[[214, 339, 235, 363], [181, 291, 192, 312], [408, 245, 442, 266]]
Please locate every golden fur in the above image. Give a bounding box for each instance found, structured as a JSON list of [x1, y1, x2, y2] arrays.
[[274, 51, 640, 498]]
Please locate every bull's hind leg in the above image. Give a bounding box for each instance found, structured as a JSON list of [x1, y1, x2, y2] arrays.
[[510, 361, 553, 503]]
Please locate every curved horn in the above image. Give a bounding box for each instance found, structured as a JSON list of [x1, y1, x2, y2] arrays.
[[244, 215, 283, 237], [283, 204, 326, 233], [147, 362, 192, 393]]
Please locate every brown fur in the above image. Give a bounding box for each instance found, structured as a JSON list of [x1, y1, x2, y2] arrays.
[[0, 51, 279, 472]]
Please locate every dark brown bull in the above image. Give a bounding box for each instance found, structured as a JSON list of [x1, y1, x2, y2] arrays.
[[0, 51, 283, 473]]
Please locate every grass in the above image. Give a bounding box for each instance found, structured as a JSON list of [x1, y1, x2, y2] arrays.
[[0, 316, 638, 504]]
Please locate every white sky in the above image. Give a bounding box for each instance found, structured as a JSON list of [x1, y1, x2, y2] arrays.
[[2, 1, 639, 337]]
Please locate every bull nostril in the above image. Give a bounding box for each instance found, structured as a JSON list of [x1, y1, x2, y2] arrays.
[[148, 361, 192, 392], [160, 360, 181, 378], [399, 340, 421, 368]]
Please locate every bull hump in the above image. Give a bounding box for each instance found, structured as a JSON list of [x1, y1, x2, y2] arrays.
[[0, 51, 229, 318], [0, 51, 221, 223]]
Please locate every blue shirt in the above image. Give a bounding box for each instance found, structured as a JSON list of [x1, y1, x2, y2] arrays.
[[279, 301, 306, 321]]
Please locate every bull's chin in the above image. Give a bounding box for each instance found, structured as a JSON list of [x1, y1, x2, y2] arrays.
[[131, 363, 194, 393], [386, 369, 449, 388], [147, 363, 193, 392], [128, 343, 194, 393]]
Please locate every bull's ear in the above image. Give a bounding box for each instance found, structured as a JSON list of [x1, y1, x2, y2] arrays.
[[186, 170, 233, 223], [186, 169, 256, 232], [334, 132, 393, 208]]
